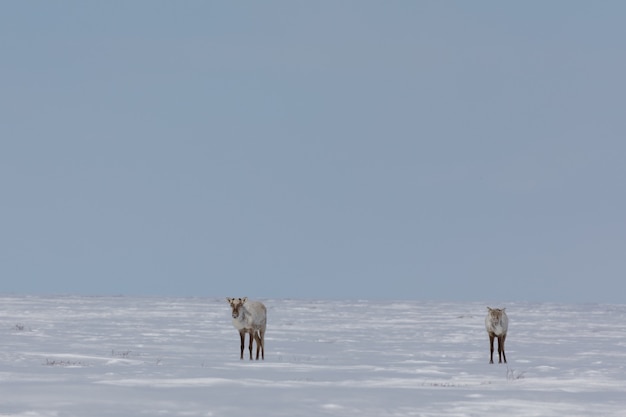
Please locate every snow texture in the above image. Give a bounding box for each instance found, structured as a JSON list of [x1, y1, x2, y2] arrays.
[[1, 296, 625, 416]]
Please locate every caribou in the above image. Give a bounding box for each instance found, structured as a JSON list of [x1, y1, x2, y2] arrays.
[[226, 297, 267, 360], [485, 307, 508, 364]]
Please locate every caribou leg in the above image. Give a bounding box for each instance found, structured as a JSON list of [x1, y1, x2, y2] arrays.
[[498, 334, 507, 364], [239, 330, 245, 360], [248, 332, 254, 360]]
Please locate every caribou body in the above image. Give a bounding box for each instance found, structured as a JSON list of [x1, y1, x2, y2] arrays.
[[485, 307, 508, 364], [226, 297, 267, 360]]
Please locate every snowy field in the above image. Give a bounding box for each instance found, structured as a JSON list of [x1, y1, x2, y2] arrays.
[[1, 296, 625, 417]]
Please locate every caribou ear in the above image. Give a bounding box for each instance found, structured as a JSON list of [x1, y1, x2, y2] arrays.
[[242, 297, 248, 304], [226, 297, 233, 304], [486, 307, 492, 311]]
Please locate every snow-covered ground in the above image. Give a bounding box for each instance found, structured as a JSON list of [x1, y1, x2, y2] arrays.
[[1, 296, 625, 416]]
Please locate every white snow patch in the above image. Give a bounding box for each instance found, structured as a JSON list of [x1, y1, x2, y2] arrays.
[[1, 297, 626, 416]]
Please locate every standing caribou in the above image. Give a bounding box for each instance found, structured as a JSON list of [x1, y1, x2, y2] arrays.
[[485, 307, 508, 364], [226, 297, 267, 360]]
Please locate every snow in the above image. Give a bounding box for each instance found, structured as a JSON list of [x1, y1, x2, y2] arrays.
[[1, 296, 625, 416]]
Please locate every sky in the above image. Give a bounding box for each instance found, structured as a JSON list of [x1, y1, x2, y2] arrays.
[[1, 1, 625, 302]]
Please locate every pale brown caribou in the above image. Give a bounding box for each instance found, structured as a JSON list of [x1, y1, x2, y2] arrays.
[[485, 307, 508, 364], [226, 297, 267, 360]]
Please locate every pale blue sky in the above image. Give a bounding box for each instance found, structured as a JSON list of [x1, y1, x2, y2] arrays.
[[2, 1, 625, 302]]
